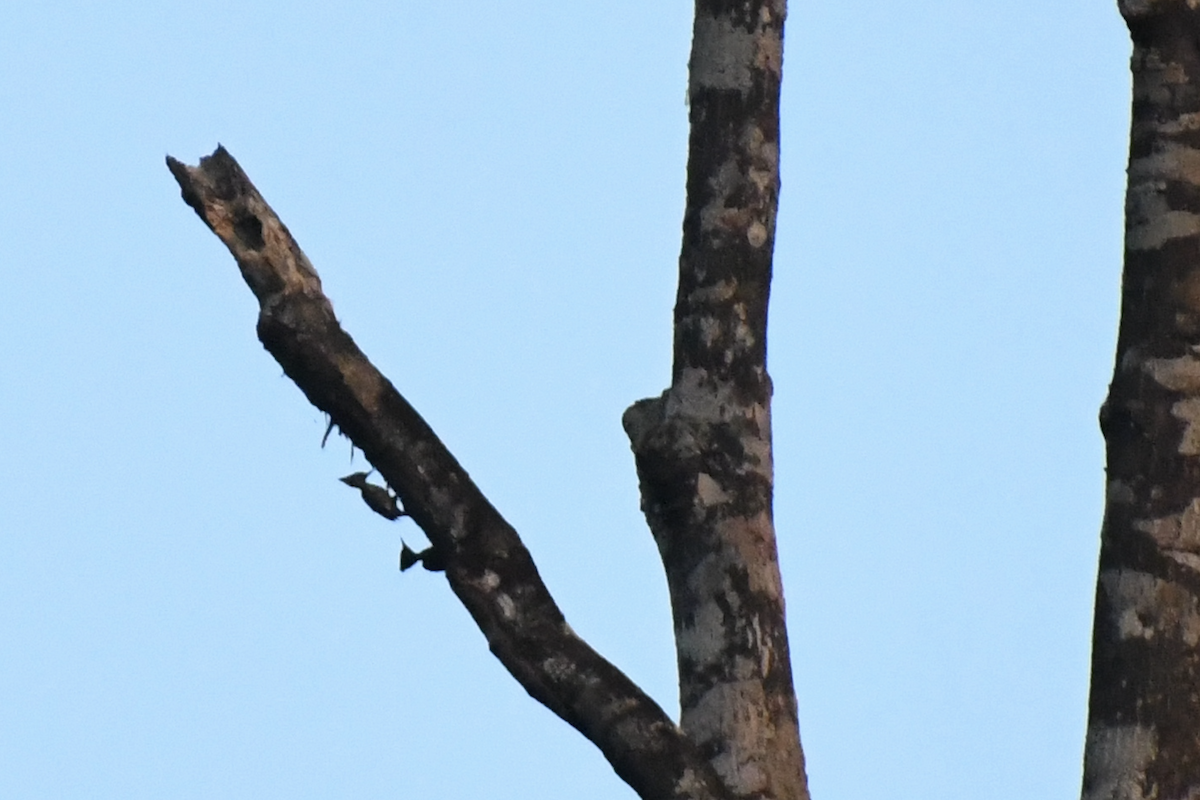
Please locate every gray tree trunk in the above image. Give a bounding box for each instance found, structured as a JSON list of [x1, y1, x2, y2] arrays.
[[624, 1, 807, 799], [1083, 2, 1200, 798], [166, 2, 807, 799]]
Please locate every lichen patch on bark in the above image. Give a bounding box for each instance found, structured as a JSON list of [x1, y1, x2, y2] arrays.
[[690, 15, 758, 93], [1102, 568, 1200, 643], [697, 472, 732, 507], [720, 515, 782, 597], [1148, 111, 1200, 136], [678, 594, 732, 667], [686, 679, 773, 795], [1125, 203, 1200, 251], [1141, 349, 1200, 453], [695, 129, 778, 250], [1128, 142, 1200, 183], [1169, 397, 1200, 454], [1082, 723, 1158, 800], [1134, 497, 1200, 565], [699, 157, 757, 240], [1145, 353, 1200, 392], [746, 222, 768, 248], [669, 367, 767, 429]]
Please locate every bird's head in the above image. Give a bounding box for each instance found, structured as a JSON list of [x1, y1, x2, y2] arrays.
[[339, 472, 371, 489]]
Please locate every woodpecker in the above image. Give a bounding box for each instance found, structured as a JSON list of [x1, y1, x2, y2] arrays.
[[339, 472, 406, 521], [400, 540, 445, 572]]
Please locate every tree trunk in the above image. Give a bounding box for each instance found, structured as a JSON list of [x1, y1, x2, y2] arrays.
[[1084, 2, 1200, 798], [624, 2, 808, 799]]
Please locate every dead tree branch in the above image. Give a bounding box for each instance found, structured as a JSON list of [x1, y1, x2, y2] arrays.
[[166, 146, 732, 800]]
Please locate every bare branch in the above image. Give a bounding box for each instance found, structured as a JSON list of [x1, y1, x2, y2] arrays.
[[166, 146, 733, 800], [624, 2, 809, 798]]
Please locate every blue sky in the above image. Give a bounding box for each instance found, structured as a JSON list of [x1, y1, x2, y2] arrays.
[[0, 2, 1129, 798]]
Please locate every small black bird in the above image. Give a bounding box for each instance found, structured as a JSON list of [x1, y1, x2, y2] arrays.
[[339, 472, 406, 521], [400, 540, 445, 572]]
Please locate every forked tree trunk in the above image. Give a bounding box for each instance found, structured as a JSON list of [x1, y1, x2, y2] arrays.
[[166, 2, 806, 799], [1084, 2, 1200, 798]]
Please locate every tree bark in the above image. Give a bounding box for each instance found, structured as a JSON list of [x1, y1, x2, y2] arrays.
[[1084, 2, 1200, 798], [624, 2, 809, 799], [165, 147, 734, 800], [166, 3, 809, 798]]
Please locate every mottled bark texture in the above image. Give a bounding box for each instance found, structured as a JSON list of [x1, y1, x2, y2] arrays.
[[166, 148, 735, 800], [1084, 3, 1200, 799], [623, 2, 808, 800]]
